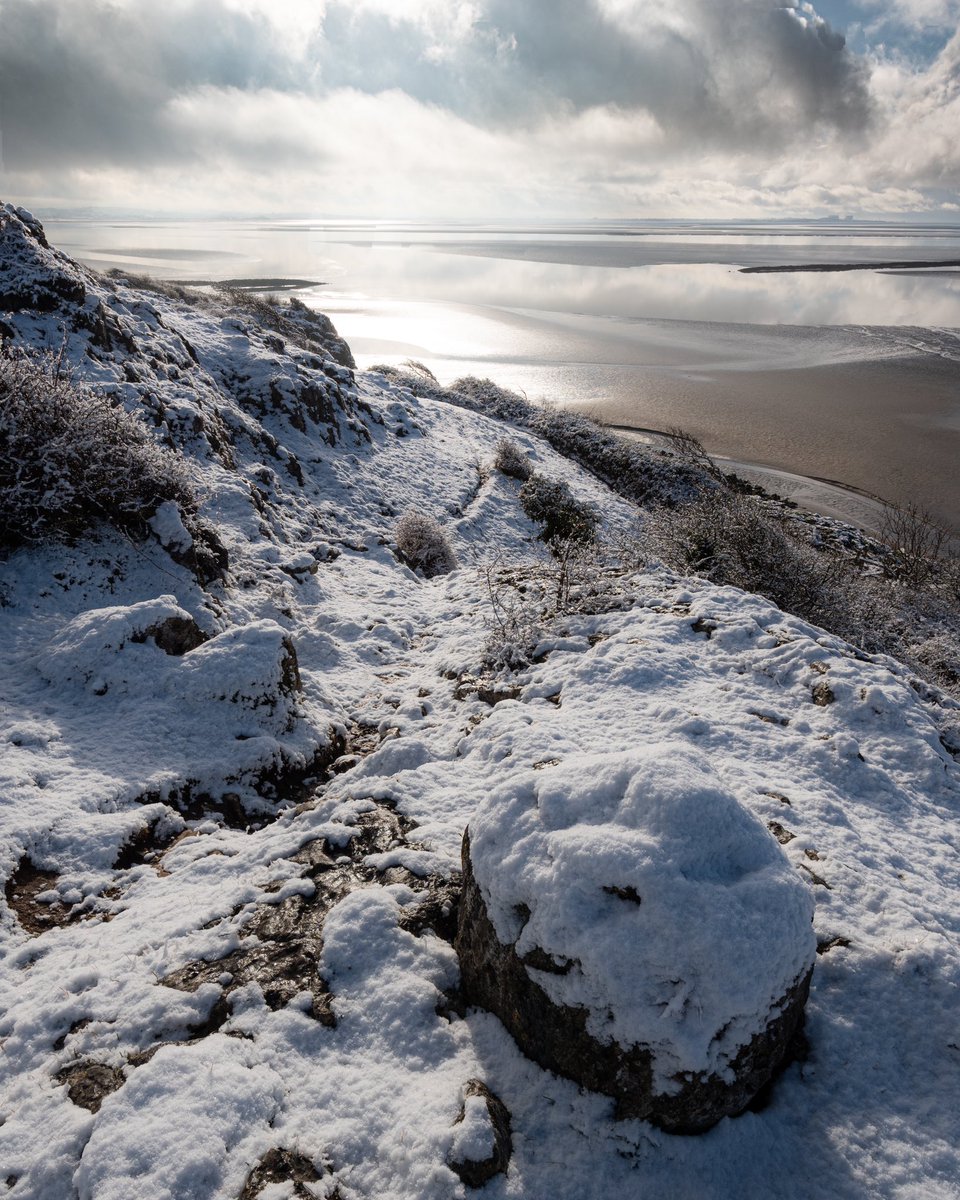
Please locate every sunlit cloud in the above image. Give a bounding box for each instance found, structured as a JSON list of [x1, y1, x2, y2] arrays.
[[0, 0, 956, 217]]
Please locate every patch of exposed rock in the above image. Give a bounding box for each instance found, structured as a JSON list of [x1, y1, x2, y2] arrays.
[[0, 204, 87, 313], [448, 1079, 512, 1188], [239, 1147, 338, 1200], [54, 1061, 125, 1113], [159, 802, 449, 1037]]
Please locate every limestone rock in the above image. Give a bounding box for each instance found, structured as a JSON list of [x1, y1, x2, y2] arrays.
[[455, 746, 816, 1133], [0, 204, 87, 313]]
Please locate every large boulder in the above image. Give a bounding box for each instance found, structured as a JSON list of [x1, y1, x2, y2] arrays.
[[456, 746, 816, 1133]]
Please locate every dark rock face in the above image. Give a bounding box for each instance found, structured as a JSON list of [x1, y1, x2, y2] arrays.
[[448, 1079, 513, 1188], [239, 1148, 332, 1200], [160, 803, 426, 1032], [456, 832, 812, 1134], [133, 615, 208, 656]]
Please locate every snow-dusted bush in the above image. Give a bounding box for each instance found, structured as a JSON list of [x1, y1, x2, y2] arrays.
[[0, 350, 197, 549], [494, 437, 533, 481], [395, 510, 457, 578], [519, 473, 598, 547], [644, 492, 853, 627], [879, 499, 952, 588], [104, 269, 208, 306], [480, 562, 544, 670]]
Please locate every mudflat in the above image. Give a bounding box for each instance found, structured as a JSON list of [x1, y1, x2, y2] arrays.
[[591, 351, 960, 528]]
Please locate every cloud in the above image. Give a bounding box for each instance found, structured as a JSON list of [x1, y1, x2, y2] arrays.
[[857, 29, 960, 188], [0, 0, 305, 170], [856, 0, 960, 32], [0, 0, 954, 216], [307, 0, 873, 149]]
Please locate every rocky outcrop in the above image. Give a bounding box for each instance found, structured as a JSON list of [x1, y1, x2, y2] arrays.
[[448, 1079, 512, 1188], [457, 838, 811, 1132], [455, 748, 817, 1133], [0, 204, 87, 313]]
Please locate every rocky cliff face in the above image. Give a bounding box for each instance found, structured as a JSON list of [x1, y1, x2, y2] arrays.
[[0, 202, 359, 468]]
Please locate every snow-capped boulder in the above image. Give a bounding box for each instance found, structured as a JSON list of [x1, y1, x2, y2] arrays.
[[36, 601, 299, 731], [36, 596, 207, 689], [456, 745, 816, 1132]]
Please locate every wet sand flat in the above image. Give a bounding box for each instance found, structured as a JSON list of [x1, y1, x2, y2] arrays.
[[340, 297, 959, 527], [48, 217, 960, 529], [588, 351, 960, 529]]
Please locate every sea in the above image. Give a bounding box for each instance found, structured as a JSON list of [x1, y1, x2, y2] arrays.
[[42, 216, 960, 529]]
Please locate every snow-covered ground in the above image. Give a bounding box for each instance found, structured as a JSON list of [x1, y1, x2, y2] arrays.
[[1, 203, 959, 1199]]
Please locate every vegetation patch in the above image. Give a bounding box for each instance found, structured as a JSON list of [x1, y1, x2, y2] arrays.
[[0, 350, 197, 550], [395, 510, 458, 578]]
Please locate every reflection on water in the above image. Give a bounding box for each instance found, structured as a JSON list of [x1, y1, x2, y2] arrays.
[[46, 216, 960, 329]]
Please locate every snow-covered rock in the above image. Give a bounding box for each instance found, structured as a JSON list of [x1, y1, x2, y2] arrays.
[[457, 746, 816, 1131], [0, 203, 87, 313]]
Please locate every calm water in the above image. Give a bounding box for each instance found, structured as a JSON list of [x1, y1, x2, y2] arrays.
[[46, 215, 960, 327], [45, 216, 960, 526]]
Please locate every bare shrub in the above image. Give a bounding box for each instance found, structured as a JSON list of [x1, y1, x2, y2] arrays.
[[481, 561, 544, 670], [494, 437, 532, 481], [542, 535, 628, 616], [104, 269, 209, 306], [401, 359, 439, 383], [643, 493, 859, 634], [395, 511, 457, 578], [664, 426, 723, 481], [0, 350, 197, 549], [519, 473, 598, 547], [215, 285, 283, 328], [879, 500, 951, 588]]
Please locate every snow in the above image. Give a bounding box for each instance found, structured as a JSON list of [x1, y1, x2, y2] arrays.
[[148, 502, 193, 553], [448, 1094, 496, 1164], [467, 745, 817, 1088], [0, 206, 959, 1198]]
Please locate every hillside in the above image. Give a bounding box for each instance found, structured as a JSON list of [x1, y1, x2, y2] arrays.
[[1, 203, 959, 1200]]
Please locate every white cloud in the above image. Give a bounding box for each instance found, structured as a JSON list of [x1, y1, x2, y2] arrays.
[[856, 0, 960, 31]]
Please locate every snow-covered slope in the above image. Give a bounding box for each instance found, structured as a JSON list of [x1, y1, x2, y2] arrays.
[[1, 204, 959, 1200]]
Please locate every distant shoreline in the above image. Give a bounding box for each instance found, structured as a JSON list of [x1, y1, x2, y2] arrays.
[[740, 259, 960, 274], [178, 277, 324, 290]]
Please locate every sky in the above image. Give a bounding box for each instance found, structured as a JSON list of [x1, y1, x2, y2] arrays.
[[0, 0, 958, 219]]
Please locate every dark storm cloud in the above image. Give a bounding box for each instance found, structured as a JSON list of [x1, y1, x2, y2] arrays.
[[312, 0, 874, 148], [0, 0, 302, 170]]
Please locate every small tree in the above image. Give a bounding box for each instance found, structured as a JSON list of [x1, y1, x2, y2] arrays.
[[879, 500, 951, 588], [664, 426, 723, 482]]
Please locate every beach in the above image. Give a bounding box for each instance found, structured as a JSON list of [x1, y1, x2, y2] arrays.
[[333, 301, 960, 530], [590, 344, 960, 529]]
